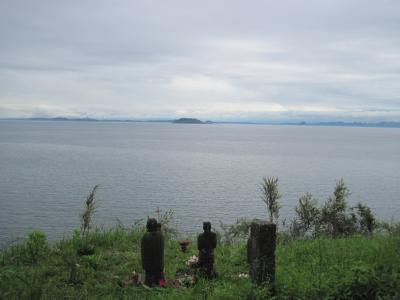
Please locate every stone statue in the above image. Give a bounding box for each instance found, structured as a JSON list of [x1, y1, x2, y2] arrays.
[[141, 218, 164, 286], [197, 221, 217, 278]]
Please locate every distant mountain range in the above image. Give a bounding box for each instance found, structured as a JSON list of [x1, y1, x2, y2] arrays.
[[285, 121, 400, 128], [1, 117, 400, 128]]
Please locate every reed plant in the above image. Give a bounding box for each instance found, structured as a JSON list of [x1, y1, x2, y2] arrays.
[[81, 185, 98, 237]]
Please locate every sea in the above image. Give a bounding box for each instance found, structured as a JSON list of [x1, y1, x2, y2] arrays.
[[0, 120, 399, 246]]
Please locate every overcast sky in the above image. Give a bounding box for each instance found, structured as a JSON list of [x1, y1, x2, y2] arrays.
[[1, 0, 399, 121]]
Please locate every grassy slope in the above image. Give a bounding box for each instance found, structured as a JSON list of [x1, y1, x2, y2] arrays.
[[1, 227, 400, 299]]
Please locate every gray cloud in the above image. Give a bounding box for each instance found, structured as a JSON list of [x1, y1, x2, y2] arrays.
[[1, 0, 400, 121]]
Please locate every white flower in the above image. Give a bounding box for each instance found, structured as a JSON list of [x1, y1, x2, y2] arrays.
[[238, 273, 249, 278], [186, 255, 199, 266]]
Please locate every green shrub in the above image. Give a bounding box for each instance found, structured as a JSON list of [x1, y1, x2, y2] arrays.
[[294, 193, 321, 236], [26, 231, 48, 264], [380, 220, 400, 234], [289, 179, 376, 238], [219, 218, 252, 244], [260, 177, 282, 223], [320, 179, 355, 236], [351, 203, 376, 234]]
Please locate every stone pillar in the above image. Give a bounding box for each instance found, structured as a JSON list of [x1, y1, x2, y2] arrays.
[[248, 220, 276, 285], [247, 237, 252, 264]]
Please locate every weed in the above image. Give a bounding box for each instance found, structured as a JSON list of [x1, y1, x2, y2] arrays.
[[81, 185, 99, 237], [260, 177, 282, 223]]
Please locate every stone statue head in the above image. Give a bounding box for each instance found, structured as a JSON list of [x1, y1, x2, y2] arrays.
[[203, 221, 211, 233], [146, 218, 158, 232]]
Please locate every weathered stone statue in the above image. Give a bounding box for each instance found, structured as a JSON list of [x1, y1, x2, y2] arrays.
[[197, 221, 217, 279], [141, 218, 164, 286]]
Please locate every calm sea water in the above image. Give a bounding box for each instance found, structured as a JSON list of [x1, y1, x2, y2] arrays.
[[0, 121, 399, 246]]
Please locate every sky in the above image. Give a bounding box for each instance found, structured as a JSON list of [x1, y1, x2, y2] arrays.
[[1, 0, 400, 122]]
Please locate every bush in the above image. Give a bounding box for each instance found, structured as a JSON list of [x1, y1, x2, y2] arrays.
[[290, 180, 376, 238], [351, 203, 376, 234], [379, 220, 400, 235], [320, 179, 355, 236], [219, 218, 252, 244], [294, 193, 321, 236], [26, 231, 48, 263]]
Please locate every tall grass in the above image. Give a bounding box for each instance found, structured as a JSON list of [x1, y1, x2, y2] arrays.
[[1, 226, 399, 299]]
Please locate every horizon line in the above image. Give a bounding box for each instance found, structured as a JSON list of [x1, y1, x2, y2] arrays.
[[1, 117, 400, 128]]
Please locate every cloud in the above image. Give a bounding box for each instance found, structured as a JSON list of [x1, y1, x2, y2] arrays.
[[0, 0, 399, 121]]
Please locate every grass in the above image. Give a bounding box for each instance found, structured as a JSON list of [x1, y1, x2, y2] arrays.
[[1, 225, 400, 299]]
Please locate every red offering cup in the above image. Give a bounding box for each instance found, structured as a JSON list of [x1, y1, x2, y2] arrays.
[[179, 240, 190, 252]]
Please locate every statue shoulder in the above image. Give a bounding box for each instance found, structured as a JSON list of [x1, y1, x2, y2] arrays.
[[142, 231, 158, 241], [155, 231, 164, 239]]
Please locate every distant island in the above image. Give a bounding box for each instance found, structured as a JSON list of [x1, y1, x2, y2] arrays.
[[172, 118, 213, 124]]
